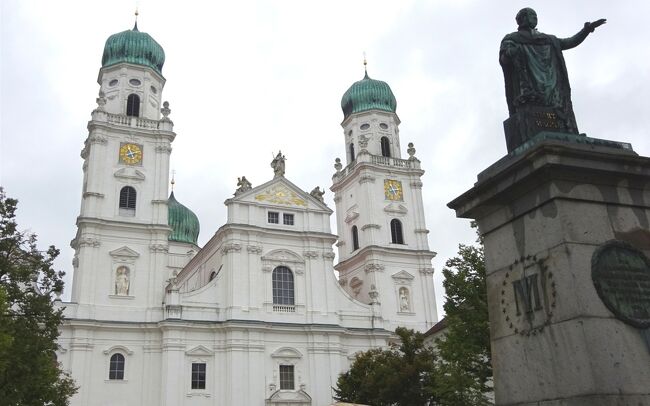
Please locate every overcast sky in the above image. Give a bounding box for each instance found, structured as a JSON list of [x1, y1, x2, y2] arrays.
[[2, 0, 649, 318]]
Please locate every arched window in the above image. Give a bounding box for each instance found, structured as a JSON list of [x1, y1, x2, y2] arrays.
[[390, 219, 404, 244], [119, 186, 136, 216], [351, 225, 359, 251], [349, 143, 355, 162], [272, 266, 294, 306], [380, 137, 391, 157], [126, 94, 140, 117], [109, 353, 125, 380]]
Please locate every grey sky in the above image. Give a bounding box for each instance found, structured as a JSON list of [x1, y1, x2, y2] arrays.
[[2, 0, 649, 317]]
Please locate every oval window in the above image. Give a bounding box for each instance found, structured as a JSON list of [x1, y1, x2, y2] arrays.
[[150, 86, 157, 94], [360, 123, 370, 130], [379, 123, 388, 129], [109, 79, 118, 87], [129, 79, 142, 86]]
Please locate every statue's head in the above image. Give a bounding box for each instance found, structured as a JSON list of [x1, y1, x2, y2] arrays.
[[516, 8, 538, 30]]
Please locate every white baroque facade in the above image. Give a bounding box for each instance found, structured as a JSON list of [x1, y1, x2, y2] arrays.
[[57, 24, 437, 406]]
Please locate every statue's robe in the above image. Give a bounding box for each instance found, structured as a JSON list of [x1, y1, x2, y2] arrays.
[[500, 27, 590, 134]]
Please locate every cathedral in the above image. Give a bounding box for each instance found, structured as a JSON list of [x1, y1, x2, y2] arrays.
[[57, 21, 438, 406]]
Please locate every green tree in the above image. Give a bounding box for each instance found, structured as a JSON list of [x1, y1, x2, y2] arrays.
[[435, 224, 492, 405], [0, 188, 77, 405], [334, 327, 438, 406]]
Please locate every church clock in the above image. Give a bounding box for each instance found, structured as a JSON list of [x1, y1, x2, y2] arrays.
[[384, 179, 403, 201], [119, 143, 143, 165]]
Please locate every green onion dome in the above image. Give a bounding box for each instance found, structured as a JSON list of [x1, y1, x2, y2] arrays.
[[341, 71, 397, 120], [101, 23, 165, 75], [168, 192, 200, 245]]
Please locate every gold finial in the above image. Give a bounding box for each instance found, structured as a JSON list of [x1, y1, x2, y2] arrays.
[[363, 51, 368, 75], [133, 6, 139, 30], [170, 169, 176, 191]]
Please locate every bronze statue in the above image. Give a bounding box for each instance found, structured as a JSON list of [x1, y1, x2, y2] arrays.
[[500, 8, 605, 151]]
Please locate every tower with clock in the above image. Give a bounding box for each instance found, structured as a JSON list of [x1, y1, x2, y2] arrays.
[[332, 68, 438, 331], [67, 22, 196, 322]]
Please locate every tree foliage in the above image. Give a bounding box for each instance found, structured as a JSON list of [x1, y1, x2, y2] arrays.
[[0, 188, 77, 405], [435, 224, 492, 405], [334, 327, 437, 406]]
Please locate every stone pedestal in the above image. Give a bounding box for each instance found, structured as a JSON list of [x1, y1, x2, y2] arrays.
[[449, 139, 650, 405]]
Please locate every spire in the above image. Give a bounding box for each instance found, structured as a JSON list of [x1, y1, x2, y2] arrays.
[[133, 7, 139, 31], [170, 169, 176, 191], [363, 51, 368, 78]]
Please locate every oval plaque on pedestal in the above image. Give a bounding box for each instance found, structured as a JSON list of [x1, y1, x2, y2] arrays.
[[592, 240, 650, 329]]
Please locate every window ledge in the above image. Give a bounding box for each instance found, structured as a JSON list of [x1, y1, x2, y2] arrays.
[[186, 392, 211, 398], [108, 295, 135, 300], [105, 379, 128, 383], [397, 311, 416, 316]]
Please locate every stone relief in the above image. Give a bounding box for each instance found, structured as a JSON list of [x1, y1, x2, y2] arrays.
[[500, 255, 555, 336], [254, 185, 307, 207]]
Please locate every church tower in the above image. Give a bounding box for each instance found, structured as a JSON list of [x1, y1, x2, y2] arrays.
[[332, 68, 438, 331], [69, 22, 179, 321]]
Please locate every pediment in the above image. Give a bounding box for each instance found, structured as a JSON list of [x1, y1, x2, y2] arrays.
[[270, 347, 303, 359], [384, 203, 408, 216], [262, 249, 304, 264], [391, 270, 415, 282], [344, 205, 359, 223], [185, 345, 213, 356], [109, 246, 140, 258], [114, 167, 145, 181], [228, 176, 331, 212]]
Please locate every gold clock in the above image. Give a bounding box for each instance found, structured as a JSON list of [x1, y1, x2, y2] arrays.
[[384, 179, 403, 201], [119, 143, 143, 165]]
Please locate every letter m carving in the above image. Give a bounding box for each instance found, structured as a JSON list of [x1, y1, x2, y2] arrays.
[[512, 273, 543, 316]]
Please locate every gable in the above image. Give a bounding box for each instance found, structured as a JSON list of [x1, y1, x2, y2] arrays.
[[109, 246, 140, 259], [391, 270, 415, 284], [227, 176, 331, 213]]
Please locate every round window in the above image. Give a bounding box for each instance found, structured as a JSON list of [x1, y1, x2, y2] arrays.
[[129, 79, 142, 86], [360, 123, 370, 130], [379, 123, 389, 129], [109, 79, 118, 87], [150, 86, 157, 94]]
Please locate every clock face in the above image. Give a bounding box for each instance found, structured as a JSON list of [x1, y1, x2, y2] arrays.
[[119, 143, 143, 165], [384, 179, 403, 201]]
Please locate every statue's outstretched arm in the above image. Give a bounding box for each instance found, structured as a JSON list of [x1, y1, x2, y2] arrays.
[[561, 18, 606, 50]]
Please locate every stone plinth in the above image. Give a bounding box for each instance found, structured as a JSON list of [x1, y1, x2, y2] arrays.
[[449, 139, 650, 405]]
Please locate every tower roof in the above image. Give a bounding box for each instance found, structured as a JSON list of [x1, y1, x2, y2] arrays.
[[341, 71, 397, 120], [101, 24, 165, 75], [168, 192, 200, 245]]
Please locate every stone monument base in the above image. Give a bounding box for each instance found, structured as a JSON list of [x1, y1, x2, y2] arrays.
[[503, 106, 578, 153], [449, 138, 650, 405]]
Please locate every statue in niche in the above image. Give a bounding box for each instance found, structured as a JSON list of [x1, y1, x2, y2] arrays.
[[115, 266, 130, 296], [235, 176, 252, 195], [399, 287, 409, 312], [310, 186, 325, 202], [499, 8, 606, 151], [270, 151, 286, 178]]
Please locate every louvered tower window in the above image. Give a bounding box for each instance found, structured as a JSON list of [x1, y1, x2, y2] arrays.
[[390, 219, 404, 244], [351, 225, 359, 251], [126, 94, 140, 117], [381, 137, 391, 157], [119, 186, 136, 216]]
